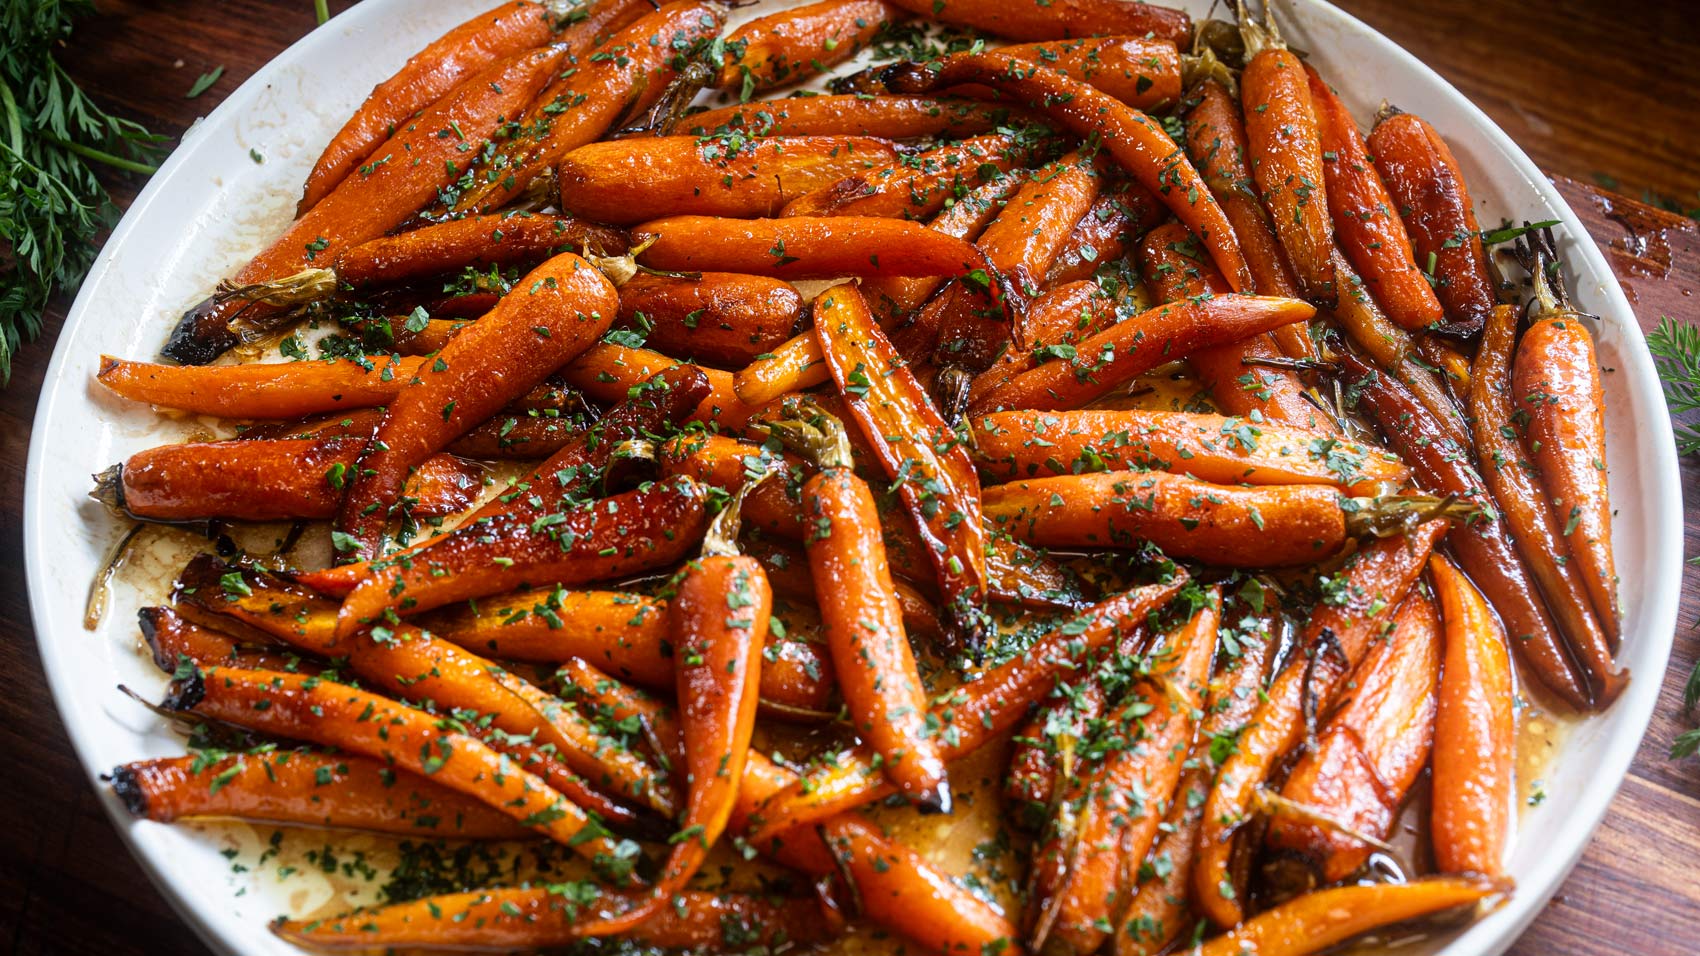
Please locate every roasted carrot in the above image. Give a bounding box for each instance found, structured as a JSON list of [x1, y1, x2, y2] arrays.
[[334, 251, 617, 560], [164, 47, 566, 364], [100, 438, 479, 522], [1369, 108, 1497, 333], [332, 211, 627, 290], [1042, 184, 1161, 289], [888, 0, 1188, 43], [883, 51, 1253, 293], [1238, 18, 1336, 305], [781, 135, 1029, 220], [1429, 553, 1516, 877], [770, 409, 951, 809], [968, 294, 1317, 415], [1194, 878, 1501, 956], [618, 272, 802, 369], [1512, 245, 1619, 644], [559, 344, 754, 427], [718, 0, 902, 92], [970, 409, 1406, 494], [112, 752, 532, 840], [1192, 519, 1449, 928], [988, 36, 1180, 111], [1307, 67, 1444, 331], [1265, 591, 1440, 884], [733, 330, 830, 406], [97, 354, 421, 419], [1344, 353, 1611, 709], [633, 214, 1008, 285], [1028, 589, 1218, 956], [557, 135, 898, 224], [431, 587, 672, 679], [448, 2, 727, 214], [965, 278, 1124, 404], [683, 94, 1041, 139], [137, 606, 301, 674], [861, 172, 1027, 326]]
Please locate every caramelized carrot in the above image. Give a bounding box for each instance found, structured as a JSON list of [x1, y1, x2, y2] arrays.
[[332, 212, 628, 290], [718, 0, 902, 92], [884, 51, 1252, 293], [733, 330, 830, 406], [557, 135, 898, 223], [1193, 520, 1449, 928], [428, 587, 673, 682], [1368, 109, 1497, 333], [97, 354, 421, 419], [861, 172, 1027, 326], [969, 294, 1317, 415], [105, 438, 479, 522], [137, 606, 300, 674], [112, 752, 531, 840], [334, 251, 617, 560], [633, 214, 1006, 283], [620, 272, 803, 369], [889, 0, 1188, 43], [560, 344, 754, 427], [970, 409, 1406, 494], [1265, 592, 1440, 884], [684, 94, 1040, 139], [1194, 878, 1500, 956], [1042, 184, 1161, 289], [1429, 553, 1516, 877], [989, 37, 1180, 110], [965, 278, 1123, 404], [164, 47, 566, 364], [781, 135, 1028, 220]]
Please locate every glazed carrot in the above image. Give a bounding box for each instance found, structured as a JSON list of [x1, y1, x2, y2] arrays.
[[989, 37, 1180, 110], [1473, 304, 1617, 692], [441, 402, 588, 458], [559, 344, 753, 426], [333, 475, 709, 638], [619, 272, 803, 369], [683, 94, 1041, 139], [275, 888, 827, 951], [332, 212, 628, 289], [334, 251, 617, 560], [814, 285, 988, 639], [1042, 184, 1162, 289], [1265, 591, 1440, 884], [970, 409, 1407, 494], [742, 573, 1186, 847], [883, 51, 1253, 293], [102, 438, 479, 522], [1194, 878, 1500, 956], [1193, 520, 1449, 928], [557, 136, 899, 224], [137, 606, 301, 674], [295, 0, 649, 213], [112, 752, 532, 840], [163, 47, 566, 364], [780, 135, 1028, 220], [861, 172, 1027, 326], [1003, 633, 1131, 822], [1239, 21, 1336, 305], [1429, 553, 1516, 877], [1344, 353, 1610, 709], [162, 667, 634, 870], [633, 214, 1008, 284], [969, 294, 1317, 415], [1369, 109, 1497, 333], [96, 354, 421, 419], [889, 0, 1188, 43], [718, 0, 902, 92], [1512, 255, 1619, 643], [1136, 222, 1333, 431], [428, 587, 673, 682], [1029, 590, 1218, 956], [965, 278, 1124, 404], [448, 2, 728, 214], [771, 410, 951, 809], [659, 431, 813, 534], [577, 548, 772, 935], [733, 330, 830, 406]]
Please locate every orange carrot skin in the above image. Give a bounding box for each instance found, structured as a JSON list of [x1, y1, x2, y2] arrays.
[[333, 212, 627, 289], [620, 272, 803, 369], [334, 252, 617, 560], [1344, 353, 1606, 709], [983, 470, 1348, 566], [781, 135, 1028, 220], [1368, 111, 1497, 333], [1241, 49, 1337, 305], [1042, 184, 1162, 289], [138, 606, 306, 675], [560, 344, 755, 427], [1513, 313, 1619, 645], [966, 279, 1123, 404], [116, 438, 478, 521], [971, 409, 1406, 494], [1266, 592, 1441, 883], [885, 51, 1253, 293], [684, 94, 1040, 139], [634, 214, 1000, 281], [718, 0, 903, 91], [1194, 878, 1498, 956], [804, 468, 950, 807], [890, 0, 1188, 44], [861, 172, 1026, 325], [734, 331, 829, 405], [557, 135, 898, 224], [1429, 553, 1515, 877], [1192, 521, 1446, 928], [428, 588, 674, 682], [987, 37, 1180, 110], [113, 752, 531, 840], [1307, 68, 1444, 331], [274, 887, 827, 951], [1003, 645, 1119, 820], [97, 354, 421, 419], [164, 48, 565, 364]]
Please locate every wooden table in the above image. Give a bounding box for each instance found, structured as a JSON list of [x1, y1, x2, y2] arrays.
[[2, 1, 1696, 953]]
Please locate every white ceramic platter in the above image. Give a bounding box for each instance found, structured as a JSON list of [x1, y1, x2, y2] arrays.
[[24, 0, 1683, 953]]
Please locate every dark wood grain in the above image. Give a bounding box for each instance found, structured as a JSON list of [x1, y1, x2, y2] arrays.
[[0, 1, 1695, 954]]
